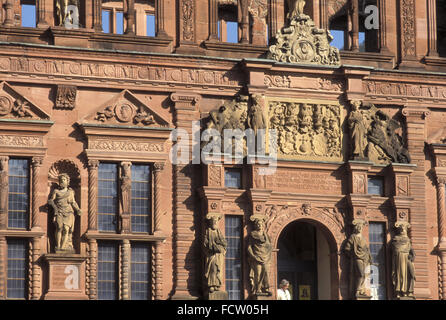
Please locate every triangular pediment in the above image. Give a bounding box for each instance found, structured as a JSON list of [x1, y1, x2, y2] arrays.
[[81, 90, 169, 128], [0, 82, 51, 120]]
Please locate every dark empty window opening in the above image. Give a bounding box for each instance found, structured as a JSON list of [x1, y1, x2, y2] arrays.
[[368, 176, 384, 196], [218, 5, 239, 43]]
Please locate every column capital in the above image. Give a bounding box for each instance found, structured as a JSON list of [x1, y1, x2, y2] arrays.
[[153, 162, 165, 172], [88, 159, 99, 169], [32, 156, 44, 167]]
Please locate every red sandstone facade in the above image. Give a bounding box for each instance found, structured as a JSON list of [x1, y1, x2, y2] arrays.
[[0, 0, 445, 300]]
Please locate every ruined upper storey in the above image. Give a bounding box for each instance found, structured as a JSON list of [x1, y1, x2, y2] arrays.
[[0, 0, 444, 71]]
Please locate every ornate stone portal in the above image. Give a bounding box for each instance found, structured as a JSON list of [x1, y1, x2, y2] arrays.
[[268, 0, 341, 65]]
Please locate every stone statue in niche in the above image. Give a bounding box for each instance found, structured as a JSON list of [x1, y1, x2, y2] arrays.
[[48, 173, 81, 253], [391, 221, 416, 299], [247, 215, 272, 296], [203, 214, 227, 294], [268, 0, 340, 65], [348, 100, 369, 160], [347, 100, 411, 164], [248, 94, 266, 136], [344, 219, 372, 299], [56, 0, 80, 28], [119, 162, 131, 232]]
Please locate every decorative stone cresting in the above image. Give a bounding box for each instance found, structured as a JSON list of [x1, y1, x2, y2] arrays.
[[268, 0, 341, 66]]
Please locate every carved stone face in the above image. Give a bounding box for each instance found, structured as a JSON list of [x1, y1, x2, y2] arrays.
[[59, 175, 69, 188], [255, 219, 265, 232]]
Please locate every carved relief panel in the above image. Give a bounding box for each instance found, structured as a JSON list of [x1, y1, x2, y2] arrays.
[[267, 97, 344, 162]]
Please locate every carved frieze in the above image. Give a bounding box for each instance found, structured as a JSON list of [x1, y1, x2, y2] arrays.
[[182, 0, 194, 41], [400, 0, 416, 58], [88, 139, 165, 153], [55, 85, 77, 109], [268, 98, 343, 161], [0, 135, 43, 147], [0, 57, 241, 88]]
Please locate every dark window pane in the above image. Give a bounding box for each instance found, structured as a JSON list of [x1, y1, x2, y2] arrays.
[[98, 163, 118, 232], [131, 165, 151, 233], [7, 239, 28, 299], [225, 216, 242, 300], [369, 222, 386, 300], [131, 243, 151, 300], [224, 169, 241, 189], [8, 159, 29, 229], [98, 242, 118, 300], [368, 176, 384, 196]]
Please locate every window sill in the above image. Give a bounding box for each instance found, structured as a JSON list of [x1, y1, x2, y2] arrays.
[[0, 229, 45, 237], [203, 40, 267, 58], [424, 55, 446, 71], [340, 50, 396, 69], [85, 231, 166, 242], [90, 32, 173, 53]]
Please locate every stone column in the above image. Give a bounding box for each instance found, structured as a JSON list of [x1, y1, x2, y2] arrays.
[[0, 236, 5, 299], [155, 0, 168, 37], [3, 0, 14, 27], [378, 0, 390, 53], [177, 0, 203, 53], [427, 0, 439, 57], [402, 107, 431, 299], [120, 239, 130, 300], [170, 92, 201, 299], [434, 170, 446, 299], [0, 156, 8, 230], [398, 0, 419, 68], [249, 0, 268, 46], [124, 0, 135, 35], [350, 0, 359, 52], [37, 0, 48, 27], [31, 157, 43, 231], [31, 237, 41, 300], [88, 160, 99, 231], [208, 0, 219, 41], [92, 0, 103, 32], [153, 162, 165, 235], [87, 239, 97, 300], [239, 0, 249, 44], [154, 241, 163, 300]]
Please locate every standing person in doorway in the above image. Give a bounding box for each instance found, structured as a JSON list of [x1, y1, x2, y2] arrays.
[[277, 279, 291, 300]]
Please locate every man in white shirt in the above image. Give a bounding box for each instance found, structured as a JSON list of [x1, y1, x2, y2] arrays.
[[277, 279, 291, 300]]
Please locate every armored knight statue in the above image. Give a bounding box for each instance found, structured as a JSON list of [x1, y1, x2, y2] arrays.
[[203, 214, 227, 294], [391, 221, 416, 299], [247, 215, 272, 296], [344, 219, 372, 299], [56, 0, 80, 28], [48, 173, 81, 252]]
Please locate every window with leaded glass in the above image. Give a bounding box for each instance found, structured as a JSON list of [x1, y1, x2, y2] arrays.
[[130, 243, 151, 300], [97, 242, 119, 300], [225, 215, 243, 300], [8, 159, 30, 229], [368, 176, 384, 196], [98, 163, 118, 232], [368, 222, 387, 300], [131, 164, 151, 233], [224, 168, 242, 189], [7, 239, 28, 299]]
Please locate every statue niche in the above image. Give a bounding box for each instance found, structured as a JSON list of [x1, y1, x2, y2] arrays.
[[348, 100, 411, 164], [48, 160, 82, 254], [56, 0, 80, 28]]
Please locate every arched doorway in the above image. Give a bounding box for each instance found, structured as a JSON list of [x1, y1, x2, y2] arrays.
[[277, 220, 332, 300]]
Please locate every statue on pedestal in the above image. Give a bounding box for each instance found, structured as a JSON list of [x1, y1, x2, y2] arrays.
[[344, 219, 372, 299], [348, 100, 370, 160], [48, 173, 81, 253], [248, 215, 272, 296], [203, 214, 227, 294], [391, 221, 416, 299]]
